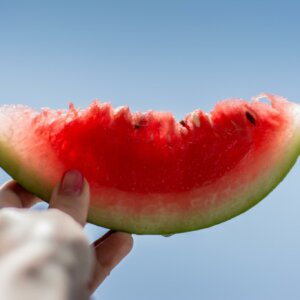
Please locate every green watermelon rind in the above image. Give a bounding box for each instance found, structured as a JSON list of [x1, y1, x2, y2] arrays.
[[0, 141, 53, 200]]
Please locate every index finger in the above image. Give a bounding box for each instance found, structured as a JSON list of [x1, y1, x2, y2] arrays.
[[0, 180, 41, 209]]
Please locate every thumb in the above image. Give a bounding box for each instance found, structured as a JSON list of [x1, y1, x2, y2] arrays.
[[49, 170, 90, 226]]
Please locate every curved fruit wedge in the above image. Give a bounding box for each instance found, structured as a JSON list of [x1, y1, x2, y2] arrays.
[[0, 94, 299, 234]]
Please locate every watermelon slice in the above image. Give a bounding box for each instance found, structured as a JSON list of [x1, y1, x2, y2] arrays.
[[0, 93, 299, 234]]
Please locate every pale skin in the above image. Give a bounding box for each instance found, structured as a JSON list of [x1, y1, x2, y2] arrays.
[[0, 170, 134, 300]]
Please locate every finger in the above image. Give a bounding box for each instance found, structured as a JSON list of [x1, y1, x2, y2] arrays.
[[49, 170, 89, 226], [89, 232, 134, 293], [0, 180, 41, 209], [92, 230, 115, 248]]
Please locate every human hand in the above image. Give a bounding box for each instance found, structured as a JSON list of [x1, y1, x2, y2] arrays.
[[0, 170, 133, 300]]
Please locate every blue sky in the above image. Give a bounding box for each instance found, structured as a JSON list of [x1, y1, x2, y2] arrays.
[[0, 1, 300, 299]]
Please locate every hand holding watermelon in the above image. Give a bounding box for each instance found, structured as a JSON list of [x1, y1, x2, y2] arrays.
[[0, 170, 133, 299]]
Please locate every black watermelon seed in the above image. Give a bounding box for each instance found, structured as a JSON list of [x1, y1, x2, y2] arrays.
[[245, 111, 256, 125], [179, 120, 187, 127]]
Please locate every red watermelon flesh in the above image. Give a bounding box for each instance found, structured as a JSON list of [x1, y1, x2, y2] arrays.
[[0, 93, 299, 234]]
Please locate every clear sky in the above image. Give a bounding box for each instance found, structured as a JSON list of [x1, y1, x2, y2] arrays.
[[0, 1, 300, 299]]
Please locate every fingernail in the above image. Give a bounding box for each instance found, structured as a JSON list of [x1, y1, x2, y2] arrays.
[[59, 169, 84, 195], [93, 230, 115, 248]]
